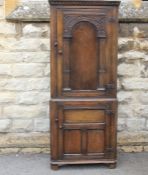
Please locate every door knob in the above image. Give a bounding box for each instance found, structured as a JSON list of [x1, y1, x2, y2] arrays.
[[58, 50, 63, 54], [59, 125, 63, 129]]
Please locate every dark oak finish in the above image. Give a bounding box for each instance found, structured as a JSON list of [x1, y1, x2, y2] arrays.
[[51, 100, 117, 160], [70, 22, 98, 90], [49, 0, 120, 170]]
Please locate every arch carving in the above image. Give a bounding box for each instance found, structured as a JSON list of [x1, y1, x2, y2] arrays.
[[64, 15, 107, 38]]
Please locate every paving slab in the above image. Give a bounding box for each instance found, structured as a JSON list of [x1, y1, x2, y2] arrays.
[[0, 153, 147, 175]]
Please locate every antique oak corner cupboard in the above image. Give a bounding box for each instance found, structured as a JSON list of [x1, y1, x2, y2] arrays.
[[49, 0, 120, 170]]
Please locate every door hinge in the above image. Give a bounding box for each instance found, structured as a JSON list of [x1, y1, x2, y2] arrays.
[[54, 41, 58, 47], [55, 118, 58, 123], [105, 84, 115, 91], [105, 110, 114, 116]]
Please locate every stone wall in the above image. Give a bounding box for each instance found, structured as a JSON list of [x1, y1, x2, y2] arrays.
[[0, 2, 50, 154], [118, 22, 148, 152], [0, 0, 147, 154]]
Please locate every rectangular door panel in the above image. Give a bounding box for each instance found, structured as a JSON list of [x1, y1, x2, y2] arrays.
[[87, 130, 105, 154], [64, 130, 81, 154], [64, 109, 105, 123]]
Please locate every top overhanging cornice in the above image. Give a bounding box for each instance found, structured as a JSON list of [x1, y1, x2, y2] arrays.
[[48, 0, 121, 6]]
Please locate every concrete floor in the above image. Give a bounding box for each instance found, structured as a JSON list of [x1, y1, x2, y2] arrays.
[[0, 153, 147, 175]]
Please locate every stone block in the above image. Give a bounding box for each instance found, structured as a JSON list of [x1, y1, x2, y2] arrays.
[[0, 146, 50, 156], [119, 103, 145, 119], [117, 91, 135, 103], [119, 23, 148, 38], [146, 120, 148, 130], [34, 118, 50, 132], [0, 133, 50, 148], [16, 92, 50, 105], [119, 38, 148, 52], [139, 92, 148, 104], [0, 38, 17, 51], [0, 38, 50, 51], [144, 146, 148, 152], [118, 118, 127, 132], [0, 78, 50, 91], [0, 64, 11, 76], [0, 52, 49, 63], [141, 62, 148, 78], [0, 6, 4, 19], [118, 131, 148, 145], [3, 105, 49, 119], [118, 63, 142, 77], [22, 23, 49, 38], [118, 50, 147, 61], [0, 0, 3, 5], [119, 146, 143, 153], [127, 118, 145, 131], [6, 1, 50, 22], [0, 119, 11, 132], [139, 106, 148, 118], [11, 119, 33, 132], [0, 21, 16, 35], [117, 78, 121, 90], [20, 147, 50, 154], [119, 23, 130, 37], [0, 107, 2, 116], [0, 52, 23, 63], [0, 92, 16, 103], [118, 38, 134, 52], [12, 38, 50, 51], [23, 52, 50, 63], [118, 104, 133, 118], [122, 78, 148, 90], [129, 23, 148, 38], [133, 26, 145, 38], [139, 39, 148, 52], [0, 148, 20, 155], [44, 63, 50, 76], [12, 63, 45, 77]]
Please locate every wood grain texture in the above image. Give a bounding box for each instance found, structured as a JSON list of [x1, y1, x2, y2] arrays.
[[53, 6, 118, 98], [50, 100, 117, 163], [64, 130, 81, 154], [64, 109, 105, 123], [70, 22, 98, 90], [87, 130, 105, 153], [49, 0, 120, 6], [50, 0, 120, 169]]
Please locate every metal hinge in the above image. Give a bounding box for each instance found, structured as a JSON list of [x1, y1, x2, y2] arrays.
[[105, 110, 114, 116], [105, 84, 115, 91]]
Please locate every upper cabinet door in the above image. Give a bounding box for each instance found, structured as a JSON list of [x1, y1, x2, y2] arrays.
[[51, 6, 118, 98]]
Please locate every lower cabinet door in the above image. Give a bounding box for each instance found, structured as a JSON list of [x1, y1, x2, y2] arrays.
[[50, 100, 117, 161]]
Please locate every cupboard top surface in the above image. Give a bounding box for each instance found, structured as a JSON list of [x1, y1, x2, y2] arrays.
[[49, 0, 120, 6]]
